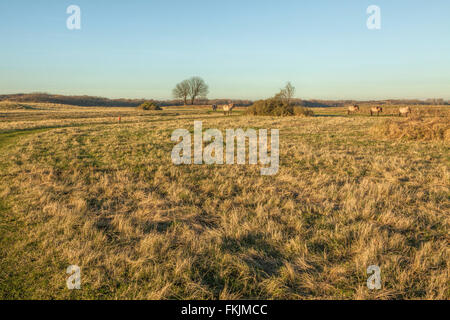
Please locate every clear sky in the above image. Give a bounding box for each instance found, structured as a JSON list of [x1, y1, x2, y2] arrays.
[[1, 0, 449, 100]]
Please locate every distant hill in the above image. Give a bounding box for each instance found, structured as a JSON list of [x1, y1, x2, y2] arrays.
[[291, 99, 449, 107], [0, 93, 447, 108], [0, 93, 254, 107], [0, 93, 151, 107]]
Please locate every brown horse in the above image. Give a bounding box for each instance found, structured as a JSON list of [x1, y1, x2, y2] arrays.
[[223, 103, 235, 115], [370, 106, 383, 116], [347, 105, 360, 115], [399, 107, 412, 117]]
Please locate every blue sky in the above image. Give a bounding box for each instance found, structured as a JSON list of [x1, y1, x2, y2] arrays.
[[1, 0, 449, 100]]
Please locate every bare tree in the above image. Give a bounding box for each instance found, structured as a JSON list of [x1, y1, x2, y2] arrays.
[[172, 80, 191, 105], [277, 82, 295, 105], [188, 76, 209, 105], [284, 82, 295, 105]]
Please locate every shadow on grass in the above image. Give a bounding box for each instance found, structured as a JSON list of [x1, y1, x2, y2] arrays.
[[221, 232, 283, 276]]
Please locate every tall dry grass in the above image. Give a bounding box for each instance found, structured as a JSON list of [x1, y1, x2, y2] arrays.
[[0, 104, 448, 299], [371, 117, 450, 142]]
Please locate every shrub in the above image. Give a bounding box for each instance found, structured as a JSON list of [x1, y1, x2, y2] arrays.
[[247, 98, 313, 117], [294, 106, 315, 117], [137, 102, 162, 111], [371, 117, 450, 142]]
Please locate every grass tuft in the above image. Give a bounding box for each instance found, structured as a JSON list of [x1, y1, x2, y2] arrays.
[[371, 117, 450, 142]]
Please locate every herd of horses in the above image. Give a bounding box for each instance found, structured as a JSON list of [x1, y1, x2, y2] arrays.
[[210, 103, 413, 117], [347, 105, 412, 117]]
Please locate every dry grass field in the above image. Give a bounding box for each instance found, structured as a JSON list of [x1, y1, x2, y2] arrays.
[[0, 102, 449, 299]]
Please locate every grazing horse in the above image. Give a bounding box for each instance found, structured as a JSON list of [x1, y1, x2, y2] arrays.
[[212, 104, 217, 111], [370, 106, 383, 116], [347, 105, 360, 115], [223, 103, 235, 115], [399, 107, 412, 117]]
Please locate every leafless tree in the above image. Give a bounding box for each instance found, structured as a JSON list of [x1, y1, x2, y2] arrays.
[[277, 82, 295, 105], [188, 77, 209, 105], [284, 82, 295, 105], [172, 80, 191, 105]]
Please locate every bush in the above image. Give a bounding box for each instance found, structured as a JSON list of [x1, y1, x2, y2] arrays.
[[137, 102, 162, 111], [246, 98, 313, 117], [294, 106, 315, 117], [371, 117, 450, 141]]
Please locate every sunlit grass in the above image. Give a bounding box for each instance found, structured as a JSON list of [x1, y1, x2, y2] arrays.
[[0, 103, 448, 299]]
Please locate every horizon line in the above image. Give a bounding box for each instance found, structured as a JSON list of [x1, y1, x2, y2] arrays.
[[1, 92, 449, 103]]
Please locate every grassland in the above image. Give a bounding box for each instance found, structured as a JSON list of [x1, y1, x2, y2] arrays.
[[0, 102, 448, 299]]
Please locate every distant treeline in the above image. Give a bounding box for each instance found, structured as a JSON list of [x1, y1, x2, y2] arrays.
[[291, 99, 450, 107], [0, 93, 151, 107], [0, 93, 254, 107], [382, 99, 449, 105], [0, 93, 448, 108]]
